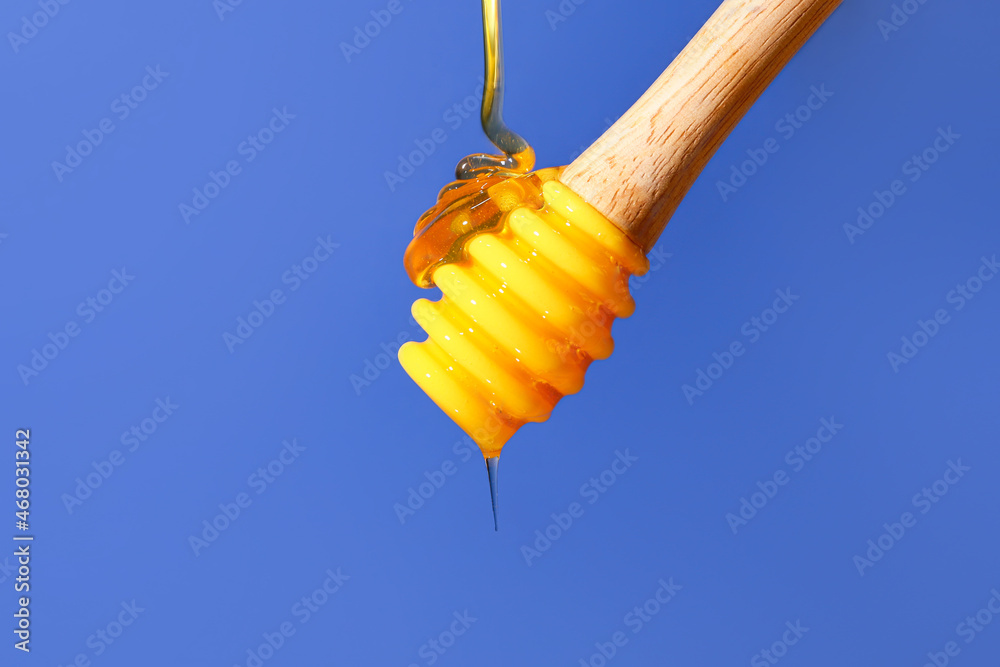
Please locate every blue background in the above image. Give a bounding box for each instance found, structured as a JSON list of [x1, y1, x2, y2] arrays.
[[2, 0, 999, 665]]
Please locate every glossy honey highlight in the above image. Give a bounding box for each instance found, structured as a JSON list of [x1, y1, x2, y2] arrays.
[[400, 179, 647, 457]]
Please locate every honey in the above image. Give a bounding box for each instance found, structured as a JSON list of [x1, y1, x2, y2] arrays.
[[399, 0, 648, 459]]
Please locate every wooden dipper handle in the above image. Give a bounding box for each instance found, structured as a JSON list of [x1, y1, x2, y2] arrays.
[[561, 0, 842, 253]]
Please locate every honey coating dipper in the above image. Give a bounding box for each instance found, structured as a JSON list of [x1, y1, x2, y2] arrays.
[[399, 0, 843, 529]]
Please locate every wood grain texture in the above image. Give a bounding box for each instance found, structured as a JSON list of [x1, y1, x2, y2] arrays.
[[561, 0, 842, 253]]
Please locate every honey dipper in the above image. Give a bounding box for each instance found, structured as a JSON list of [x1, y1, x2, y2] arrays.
[[398, 0, 843, 529]]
